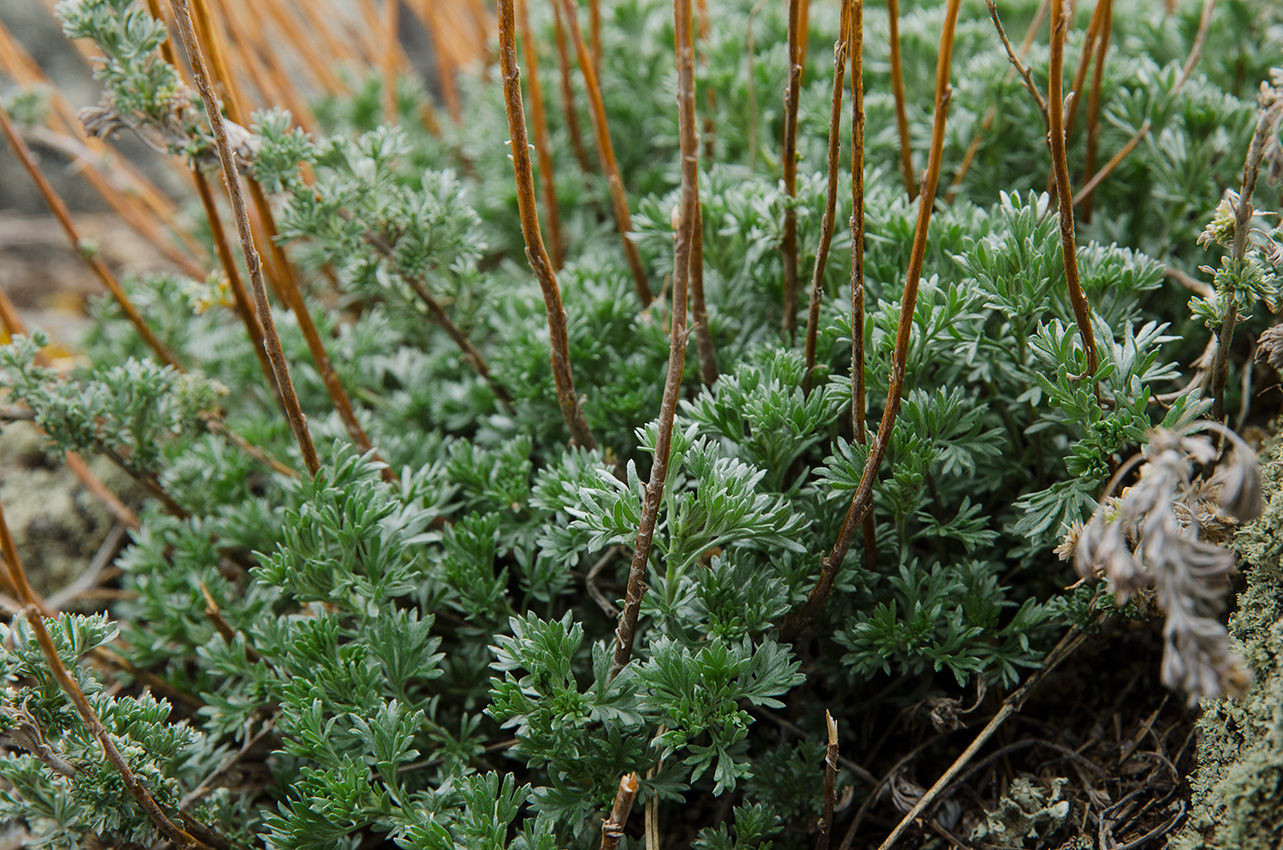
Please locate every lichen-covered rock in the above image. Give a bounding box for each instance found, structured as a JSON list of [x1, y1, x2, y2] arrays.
[[1172, 438, 1283, 849]]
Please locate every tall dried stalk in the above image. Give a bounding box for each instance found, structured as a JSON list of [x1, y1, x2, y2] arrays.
[[1047, 0, 1099, 383], [516, 0, 566, 268], [0, 501, 215, 850], [781, 0, 803, 338], [611, 0, 699, 677], [1080, 0, 1113, 222], [558, 0, 654, 306], [0, 104, 181, 371], [802, 6, 850, 395], [691, 201, 718, 385], [599, 773, 639, 850], [887, 0, 915, 199], [551, 0, 593, 173], [786, 0, 964, 638], [168, 0, 321, 475], [382, 0, 399, 120], [497, 0, 598, 451], [818, 711, 839, 850]]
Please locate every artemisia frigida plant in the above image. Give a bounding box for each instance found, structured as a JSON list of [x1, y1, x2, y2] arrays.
[[0, 0, 1279, 847]]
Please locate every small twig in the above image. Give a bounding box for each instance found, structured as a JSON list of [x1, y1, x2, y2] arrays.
[[818, 710, 839, 850], [585, 548, 621, 617], [745, 0, 770, 171], [516, 0, 565, 269], [985, 0, 1048, 124], [0, 104, 180, 370], [558, 0, 653, 306], [1072, 0, 1216, 208], [802, 6, 850, 395], [0, 501, 214, 849], [169, 0, 321, 476], [498, 0, 598, 451], [786, 0, 963, 636], [1079, 0, 1114, 221], [199, 582, 260, 662], [886, 0, 915, 199], [550, 0, 593, 173], [179, 717, 276, 811], [1211, 90, 1283, 422], [46, 524, 128, 612], [874, 627, 1089, 850], [600, 772, 639, 850], [690, 196, 718, 386], [1047, 0, 1100, 388], [610, 0, 699, 676], [781, 0, 804, 338]]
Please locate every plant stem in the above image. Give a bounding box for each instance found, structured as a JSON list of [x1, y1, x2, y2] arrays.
[[497, 0, 599, 451], [558, 0, 654, 306], [0, 501, 215, 850], [1211, 95, 1283, 422], [0, 104, 181, 371], [781, 0, 803, 339], [818, 710, 839, 850], [551, 0, 594, 173], [382, 0, 399, 121], [1080, 0, 1113, 222], [786, 0, 963, 639], [599, 773, 639, 850], [1048, 0, 1099, 384], [691, 201, 718, 385], [887, 0, 915, 199], [611, 0, 699, 677], [803, 6, 850, 395], [516, 0, 566, 269], [168, 0, 321, 476]]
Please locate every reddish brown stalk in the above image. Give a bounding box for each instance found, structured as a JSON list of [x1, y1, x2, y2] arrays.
[[1047, 0, 1099, 382], [551, 0, 593, 172], [947, 0, 1049, 201], [786, 0, 963, 639], [694, 0, 717, 161], [986, 0, 1049, 124], [190, 0, 253, 122], [818, 711, 839, 850], [516, 0, 566, 268], [802, 7, 850, 395], [599, 773, 640, 850], [1061, 0, 1108, 143], [1074, 0, 1215, 207], [1080, 0, 1113, 221], [558, 0, 654, 306], [887, 0, 916, 199], [589, 0, 602, 77], [781, 0, 803, 338], [497, 0, 598, 451], [168, 0, 321, 476], [848, 0, 877, 568], [611, 0, 699, 676], [0, 104, 181, 370], [798, 0, 813, 62], [0, 501, 213, 850]]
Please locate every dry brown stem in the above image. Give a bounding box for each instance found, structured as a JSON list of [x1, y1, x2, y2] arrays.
[[517, 0, 566, 269], [551, 0, 593, 173], [0, 104, 181, 370], [0, 501, 215, 850], [803, 7, 850, 395], [600, 772, 640, 850], [887, 0, 915, 199], [1080, 0, 1113, 221], [168, 0, 321, 475], [610, 0, 699, 676], [558, 0, 654, 306], [818, 710, 839, 850], [781, 0, 803, 338], [1048, 0, 1100, 383], [786, 0, 963, 638], [497, 0, 598, 451]]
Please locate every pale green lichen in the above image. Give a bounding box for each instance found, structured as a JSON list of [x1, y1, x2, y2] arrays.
[[969, 776, 1072, 848], [1172, 437, 1283, 849]]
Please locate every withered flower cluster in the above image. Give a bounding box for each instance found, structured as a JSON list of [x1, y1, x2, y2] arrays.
[[1074, 423, 1262, 703]]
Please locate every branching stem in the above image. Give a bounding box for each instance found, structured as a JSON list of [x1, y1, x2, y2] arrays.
[[887, 0, 915, 199], [781, 0, 803, 338], [498, 0, 599, 451], [786, 0, 963, 638], [516, 0, 566, 269], [611, 0, 699, 677]]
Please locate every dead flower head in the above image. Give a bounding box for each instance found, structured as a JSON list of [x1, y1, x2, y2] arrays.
[[1074, 422, 1261, 704]]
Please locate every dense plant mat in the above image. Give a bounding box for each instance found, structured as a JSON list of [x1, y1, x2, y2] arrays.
[[0, 0, 1280, 848]]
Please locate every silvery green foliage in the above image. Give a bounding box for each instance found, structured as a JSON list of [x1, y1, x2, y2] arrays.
[[0, 1, 1279, 848]]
